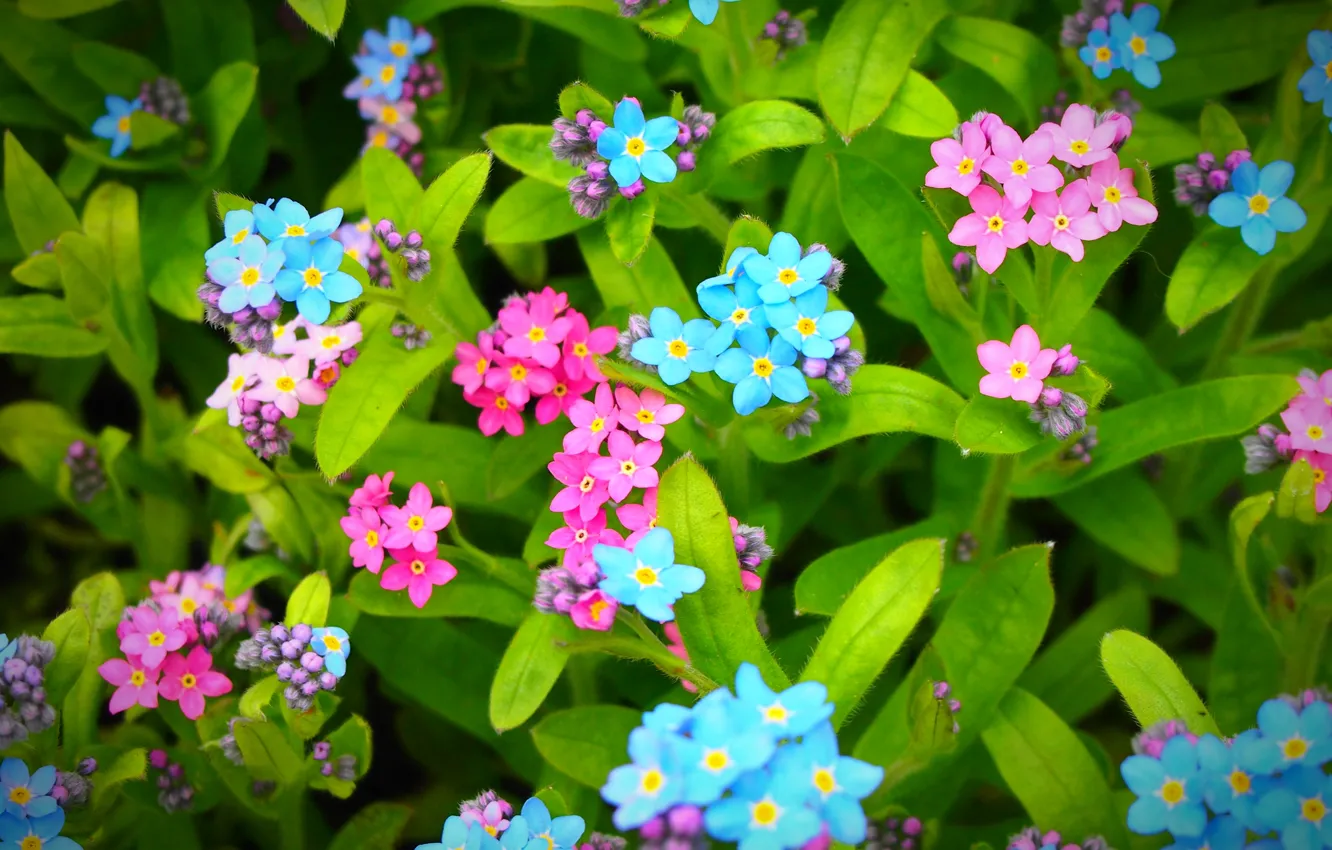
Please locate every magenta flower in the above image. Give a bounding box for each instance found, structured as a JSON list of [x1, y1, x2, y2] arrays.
[[1294, 450, 1332, 512], [546, 509, 625, 566], [562, 312, 618, 381], [976, 324, 1058, 403], [1042, 103, 1117, 168], [158, 646, 232, 720], [1297, 370, 1332, 408], [498, 295, 571, 368], [614, 387, 683, 442], [548, 451, 611, 521], [98, 657, 160, 713], [564, 382, 620, 453], [948, 185, 1029, 275], [924, 122, 989, 196], [570, 589, 618, 631], [589, 431, 662, 502], [300, 321, 363, 365], [1281, 402, 1332, 453], [453, 331, 503, 395], [461, 794, 513, 835], [534, 366, 595, 425], [980, 125, 1064, 207], [1028, 181, 1106, 262], [466, 388, 525, 436], [350, 470, 395, 510], [381, 546, 458, 609], [340, 506, 388, 574], [484, 359, 556, 407], [249, 356, 326, 418], [206, 352, 261, 426], [1087, 153, 1158, 232], [382, 482, 453, 551], [120, 605, 188, 670], [617, 486, 659, 548]]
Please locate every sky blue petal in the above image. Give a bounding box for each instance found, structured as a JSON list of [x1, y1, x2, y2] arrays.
[[770, 366, 810, 404], [520, 798, 551, 833], [698, 285, 737, 321], [765, 302, 798, 330], [297, 288, 331, 324], [767, 232, 802, 267], [769, 335, 798, 367], [726, 247, 757, 274], [1165, 801, 1207, 838], [596, 127, 628, 160], [634, 527, 675, 569], [0, 759, 28, 788], [643, 703, 692, 733], [697, 272, 733, 290], [663, 564, 705, 594], [775, 327, 805, 352], [31, 808, 64, 836], [776, 808, 822, 849], [324, 652, 347, 677], [1255, 787, 1298, 829], [205, 238, 238, 263], [731, 732, 775, 770], [312, 237, 344, 270], [657, 358, 691, 385], [735, 277, 763, 307], [1268, 197, 1307, 233], [818, 310, 855, 340], [91, 115, 119, 140], [796, 250, 832, 285], [715, 349, 753, 384], [307, 209, 344, 239], [218, 284, 250, 313], [794, 285, 829, 317], [742, 254, 779, 287], [638, 149, 678, 184], [599, 574, 641, 605], [1230, 161, 1260, 197], [1160, 737, 1197, 774], [110, 133, 131, 158], [632, 337, 668, 365], [648, 306, 684, 339], [326, 626, 350, 641], [1241, 216, 1276, 255], [609, 154, 641, 187], [410, 32, 433, 54], [735, 325, 770, 356], [733, 375, 772, 415], [1126, 796, 1166, 834], [274, 270, 304, 301], [682, 318, 717, 347], [703, 797, 749, 840], [499, 819, 529, 850], [613, 100, 646, 137], [224, 210, 252, 238], [283, 238, 313, 270], [1208, 193, 1248, 228], [259, 251, 286, 280], [238, 235, 266, 266], [0, 812, 24, 842], [364, 30, 390, 56], [275, 198, 310, 226], [1131, 57, 1162, 89], [688, 0, 719, 25], [686, 348, 716, 373], [1090, 59, 1112, 79], [549, 815, 585, 847], [824, 795, 868, 845], [1130, 3, 1159, 30], [1300, 701, 1332, 741], [595, 544, 636, 578], [322, 270, 362, 303], [1312, 30, 1332, 63], [802, 335, 834, 359], [635, 589, 677, 622], [209, 257, 244, 286], [643, 116, 680, 151], [1195, 734, 1228, 770], [1258, 161, 1295, 198], [788, 277, 819, 299], [252, 204, 284, 241], [835, 756, 884, 797], [756, 282, 791, 305], [1299, 67, 1328, 102], [1145, 31, 1174, 60], [1109, 12, 1131, 40], [247, 279, 273, 308]]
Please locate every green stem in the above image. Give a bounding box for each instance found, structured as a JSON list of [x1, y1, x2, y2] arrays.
[[1033, 244, 1055, 319], [279, 790, 305, 850], [619, 610, 719, 693], [970, 454, 1017, 562], [671, 190, 730, 244]]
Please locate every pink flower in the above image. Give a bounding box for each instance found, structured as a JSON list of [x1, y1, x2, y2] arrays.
[[382, 482, 453, 551], [977, 324, 1058, 403], [1028, 181, 1107, 262], [564, 383, 620, 453], [350, 470, 395, 510], [589, 431, 662, 502], [300, 321, 363, 365], [534, 365, 595, 425], [270, 316, 310, 356], [1281, 402, 1332, 453], [381, 546, 458, 609], [546, 509, 625, 566], [1042, 104, 1117, 168], [206, 352, 261, 426], [484, 359, 556, 407], [924, 122, 989, 196], [548, 452, 610, 521], [98, 657, 160, 713], [1087, 153, 1158, 232], [1296, 370, 1332, 408], [340, 507, 388, 574], [498, 296, 571, 368], [1294, 450, 1332, 513], [617, 487, 659, 548], [148, 571, 181, 597], [452, 332, 502, 395], [980, 125, 1063, 207], [158, 572, 218, 619], [158, 646, 232, 720], [1102, 111, 1133, 148], [357, 96, 421, 145], [948, 185, 1029, 275], [614, 387, 683, 442], [466, 388, 525, 436], [249, 356, 326, 418], [663, 622, 696, 693], [120, 605, 188, 670], [312, 360, 341, 389], [570, 589, 617, 631], [562, 312, 618, 381]]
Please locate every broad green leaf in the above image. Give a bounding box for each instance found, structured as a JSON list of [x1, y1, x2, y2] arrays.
[[577, 230, 697, 318], [778, 148, 849, 255], [530, 705, 641, 788], [286, 0, 347, 40], [953, 396, 1041, 455], [0, 9, 102, 123], [239, 676, 281, 719], [71, 42, 157, 98], [1230, 492, 1278, 640], [661, 455, 789, 690], [285, 572, 331, 628], [0, 401, 90, 493], [362, 146, 424, 230], [1165, 226, 1268, 332], [55, 231, 110, 321], [1066, 309, 1177, 403], [179, 420, 277, 494], [233, 718, 305, 785], [723, 216, 774, 264], [11, 253, 62, 291], [1275, 456, 1318, 523], [1210, 587, 1282, 734], [934, 16, 1058, 126], [129, 112, 181, 151], [193, 63, 258, 177], [488, 422, 565, 501], [70, 571, 126, 630], [1046, 364, 1111, 409], [346, 568, 529, 625], [794, 516, 957, 616], [490, 612, 576, 733], [18, 0, 123, 17], [4, 131, 81, 254], [224, 555, 297, 598], [484, 125, 580, 187], [327, 803, 411, 850], [882, 72, 959, 139], [801, 538, 945, 726], [95, 748, 146, 789], [1054, 469, 1179, 576], [816, 0, 946, 140], [922, 232, 981, 338], [702, 99, 824, 175], [0, 294, 106, 357], [214, 191, 253, 219], [82, 182, 157, 375], [1100, 629, 1221, 735], [1199, 102, 1249, 156], [41, 608, 91, 705], [284, 689, 339, 740], [1119, 110, 1200, 166], [605, 193, 658, 266], [417, 152, 491, 251], [557, 82, 614, 121], [309, 713, 372, 798], [486, 177, 591, 244]]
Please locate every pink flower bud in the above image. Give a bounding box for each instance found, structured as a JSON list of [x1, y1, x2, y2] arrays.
[[676, 151, 696, 172]]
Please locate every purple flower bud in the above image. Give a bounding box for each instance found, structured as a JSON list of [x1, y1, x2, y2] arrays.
[[1195, 151, 1216, 171], [384, 231, 404, 252], [260, 645, 280, 663], [676, 151, 696, 172], [300, 679, 320, 697], [586, 160, 610, 180], [933, 681, 951, 699], [1041, 387, 1063, 407], [802, 357, 828, 379], [763, 21, 780, 37], [320, 762, 334, 776], [374, 219, 395, 239], [261, 403, 283, 424], [341, 347, 360, 366], [149, 750, 169, 769], [270, 624, 289, 642], [318, 672, 339, 690], [1053, 344, 1079, 376], [904, 817, 923, 836], [588, 120, 608, 143], [619, 180, 645, 201], [405, 230, 423, 249], [668, 805, 704, 836], [676, 123, 692, 147], [257, 299, 282, 320], [290, 669, 310, 686], [240, 396, 262, 415], [291, 624, 312, 643], [78, 758, 97, 776], [301, 652, 324, 672], [1224, 149, 1251, 171], [276, 662, 295, 681], [576, 109, 596, 127]]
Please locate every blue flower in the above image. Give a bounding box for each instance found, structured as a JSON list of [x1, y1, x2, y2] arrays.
[[677, 689, 775, 806], [207, 235, 285, 313], [310, 627, 351, 679], [1120, 736, 1207, 838], [0, 807, 79, 850], [364, 16, 432, 63], [1078, 29, 1121, 80], [90, 95, 141, 158], [714, 327, 809, 416], [275, 238, 362, 324], [686, 0, 739, 26], [698, 277, 769, 356], [1196, 731, 1280, 831], [1161, 815, 1246, 850], [498, 797, 584, 850], [764, 285, 855, 359], [1, 758, 58, 819], [1297, 30, 1332, 114], [1109, 6, 1175, 89], [416, 816, 500, 850], [1256, 696, 1332, 768], [643, 703, 694, 735], [205, 210, 257, 263], [1208, 160, 1308, 256], [253, 199, 344, 253], [731, 662, 833, 742], [698, 247, 758, 290], [702, 767, 822, 850], [770, 721, 883, 845], [742, 233, 833, 305], [629, 307, 718, 386], [0, 635, 15, 666], [595, 528, 705, 623], [349, 53, 411, 101], [595, 99, 680, 188], [1255, 765, 1332, 848], [602, 727, 686, 830]]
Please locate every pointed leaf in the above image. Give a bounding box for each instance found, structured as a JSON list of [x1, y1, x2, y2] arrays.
[[489, 612, 577, 733], [531, 706, 641, 788], [1100, 629, 1221, 735], [285, 0, 347, 40]]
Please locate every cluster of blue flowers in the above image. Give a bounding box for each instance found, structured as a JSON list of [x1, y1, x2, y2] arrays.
[[417, 794, 586, 850], [1120, 691, 1332, 849], [0, 758, 82, 850], [203, 199, 359, 325], [1299, 30, 1332, 133], [343, 16, 442, 177], [602, 663, 883, 850], [626, 232, 860, 419], [1074, 4, 1175, 89], [1207, 159, 1308, 257]]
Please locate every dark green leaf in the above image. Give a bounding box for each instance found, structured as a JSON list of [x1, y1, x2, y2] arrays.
[[577, 230, 697, 318], [129, 112, 181, 151], [239, 676, 281, 719], [233, 718, 305, 785], [0, 294, 106, 357], [193, 63, 259, 177], [18, 0, 123, 17], [953, 396, 1041, 455], [346, 567, 528, 626], [55, 231, 110, 321], [530, 705, 641, 788], [490, 612, 576, 732], [4, 131, 81, 254], [179, 417, 277, 493], [1275, 456, 1318, 523], [922, 231, 981, 337], [1199, 102, 1249, 156], [1054, 469, 1179, 575], [605, 193, 658, 266], [1230, 492, 1279, 640], [0, 10, 102, 123], [1101, 629, 1221, 735], [362, 147, 423, 229], [11, 253, 62, 291], [934, 16, 1058, 126], [417, 152, 491, 251], [1210, 587, 1282, 734], [71, 42, 158, 98], [1165, 226, 1268, 332], [225, 555, 297, 598], [327, 803, 411, 850], [703, 99, 824, 174], [557, 82, 614, 121], [488, 422, 566, 501]]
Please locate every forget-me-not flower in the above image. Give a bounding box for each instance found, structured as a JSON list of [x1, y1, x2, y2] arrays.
[[772, 721, 884, 845], [702, 767, 823, 850], [1160, 815, 1246, 850], [677, 689, 775, 805], [416, 815, 500, 850], [1110, 6, 1175, 89], [732, 662, 833, 741], [1196, 731, 1280, 832], [698, 247, 757, 290], [498, 797, 584, 850], [642, 702, 693, 735], [765, 285, 855, 359], [253, 199, 344, 253], [365, 16, 432, 62], [742, 233, 833, 305], [1298, 30, 1332, 117], [698, 277, 769, 356], [310, 627, 351, 678], [205, 209, 256, 262], [0, 808, 79, 850], [1256, 696, 1332, 768], [1079, 29, 1122, 80], [602, 727, 686, 830], [595, 99, 680, 188], [714, 326, 809, 416], [629, 307, 717, 386], [349, 53, 411, 102], [0, 635, 15, 666], [687, 0, 739, 26], [207, 235, 284, 312], [1254, 765, 1332, 849], [1, 759, 58, 819], [594, 528, 705, 623], [1120, 735, 1207, 838], [275, 238, 362, 324], [1208, 160, 1308, 256], [91, 95, 142, 158]]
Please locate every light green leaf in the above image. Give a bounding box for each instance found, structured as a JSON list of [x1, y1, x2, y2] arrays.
[[1120, 109, 1201, 166], [417, 152, 491, 251], [214, 191, 254, 219], [179, 417, 277, 493], [485, 177, 591, 244], [0, 9, 102, 123], [882, 72, 959, 138], [224, 555, 297, 598], [11, 253, 62, 291], [934, 16, 1058, 126], [362, 146, 423, 230], [192, 62, 258, 177], [41, 608, 91, 705], [557, 82, 614, 121], [922, 231, 980, 337], [82, 182, 157, 375], [605, 193, 658, 266], [285, 0, 347, 40], [531, 705, 641, 788], [704, 99, 824, 172], [285, 572, 331, 628], [1230, 491, 1279, 640], [1165, 226, 1268, 332], [1054, 469, 1179, 576], [485, 125, 580, 187], [129, 111, 181, 151], [327, 803, 411, 850], [1199, 102, 1249, 156], [1065, 309, 1177, 403], [1276, 456, 1319, 523], [488, 422, 566, 501], [490, 612, 576, 733], [55, 231, 110, 321], [239, 676, 281, 719], [18, 0, 123, 17], [70, 571, 126, 630], [1101, 629, 1220, 735], [233, 718, 305, 785], [953, 396, 1041, 455], [1210, 587, 1283, 734], [346, 567, 529, 625], [577, 230, 697, 318], [4, 131, 81, 254], [0, 294, 106, 357]]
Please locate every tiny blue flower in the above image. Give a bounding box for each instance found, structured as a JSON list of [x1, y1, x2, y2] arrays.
[[1161, 814, 1246, 850], [595, 528, 705, 623], [91, 95, 141, 158], [698, 247, 757, 290], [204, 210, 257, 263], [1, 759, 58, 819], [686, 0, 739, 26], [1196, 731, 1280, 831], [364, 16, 433, 63], [677, 689, 775, 806], [253, 199, 344, 254], [698, 277, 769, 356], [770, 721, 883, 845], [1255, 697, 1332, 768], [416, 815, 500, 850], [595, 99, 680, 188], [1254, 765, 1332, 849], [714, 326, 809, 416], [764, 285, 855, 359], [742, 233, 833, 305], [629, 307, 718, 386], [1297, 30, 1332, 116], [498, 797, 584, 850], [702, 767, 822, 850], [1120, 736, 1207, 838], [275, 238, 363, 325], [1110, 6, 1175, 89], [1078, 29, 1121, 80], [602, 727, 686, 831], [1209, 161, 1308, 256], [207, 235, 285, 313], [350, 53, 411, 102], [642, 702, 693, 735], [0, 635, 15, 666], [731, 662, 833, 742], [0, 807, 78, 850], [310, 627, 351, 678]]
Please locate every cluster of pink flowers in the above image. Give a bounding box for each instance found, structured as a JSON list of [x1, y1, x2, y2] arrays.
[[205, 318, 362, 460], [927, 104, 1155, 273], [339, 472, 459, 608], [452, 288, 617, 437], [977, 324, 1089, 441], [98, 565, 261, 720], [1243, 369, 1332, 512]]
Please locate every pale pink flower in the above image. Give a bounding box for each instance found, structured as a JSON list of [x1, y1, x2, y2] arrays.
[[546, 509, 625, 566], [1028, 181, 1106, 262], [452, 332, 503, 395], [1296, 370, 1332, 409], [548, 451, 610, 521], [1293, 450, 1332, 513], [300, 321, 363, 365], [562, 312, 618, 381], [980, 125, 1064, 207], [120, 605, 188, 670], [618, 487, 659, 548], [381, 546, 457, 609], [1281, 403, 1332, 453], [973, 113, 1005, 142], [206, 352, 262, 426], [570, 589, 617, 631], [948, 185, 1029, 275], [465, 388, 525, 436], [564, 383, 620, 453], [249, 356, 326, 418], [340, 506, 388, 574], [357, 96, 421, 145], [484, 359, 556, 407], [976, 325, 1058, 403], [148, 572, 181, 598], [1087, 153, 1157, 232], [1042, 103, 1117, 168], [534, 364, 595, 425], [382, 482, 453, 551], [924, 122, 989, 196], [270, 316, 310, 356], [350, 471, 395, 510], [499, 296, 571, 368], [589, 431, 662, 502], [614, 387, 683, 442], [158, 646, 232, 720], [98, 658, 160, 713], [158, 572, 219, 619]]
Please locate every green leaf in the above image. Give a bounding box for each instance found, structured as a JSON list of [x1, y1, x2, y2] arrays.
[[1120, 109, 1202, 166], [417, 152, 491, 251], [530, 705, 641, 788], [17, 0, 123, 17], [484, 125, 580, 187], [0, 9, 102, 123], [233, 718, 305, 785], [488, 422, 566, 501], [1210, 586, 1283, 734], [71, 571, 126, 631], [327, 803, 411, 850], [1100, 629, 1221, 736], [1165, 226, 1268, 332], [605, 193, 658, 266], [882, 72, 959, 139], [285, 0, 347, 39], [934, 16, 1058, 126], [557, 82, 614, 121], [285, 572, 331, 628], [179, 418, 278, 493], [660, 455, 789, 690], [0, 294, 106, 357], [214, 191, 254, 220], [71, 42, 158, 98], [1276, 456, 1319, 523], [11, 253, 62, 291], [41, 608, 91, 705], [225, 555, 296, 597], [1199, 102, 1249, 156], [362, 146, 423, 229], [703, 99, 825, 173], [82, 181, 157, 378], [95, 748, 147, 789], [800, 538, 945, 726], [193, 62, 259, 177], [129, 111, 182, 151], [485, 177, 591, 244], [1230, 492, 1278, 639], [239, 676, 281, 719], [489, 612, 576, 733], [816, 0, 947, 141], [723, 216, 774, 262], [55, 231, 110, 321], [4, 131, 81, 254], [922, 231, 980, 337], [1066, 309, 1176, 404], [953, 396, 1041, 455], [1054, 469, 1179, 576], [346, 567, 529, 625], [577, 230, 697, 319]]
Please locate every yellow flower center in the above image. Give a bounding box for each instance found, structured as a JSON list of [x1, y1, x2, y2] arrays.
[[407, 515, 425, 531], [380, 64, 396, 83], [223, 600, 236, 612], [1129, 35, 1147, 55], [777, 268, 799, 285], [667, 339, 689, 358], [626, 137, 646, 157], [232, 228, 249, 244], [589, 417, 605, 433], [640, 769, 664, 794], [180, 673, 197, 689], [762, 703, 787, 723], [241, 267, 260, 286], [357, 220, 371, 232], [371, 131, 388, 147], [620, 459, 637, 476], [957, 157, 974, 175], [1104, 186, 1122, 204], [751, 800, 779, 827], [574, 529, 589, 543], [588, 599, 610, 622], [753, 357, 774, 378], [1284, 736, 1310, 759], [552, 383, 568, 397], [410, 559, 426, 575], [1008, 361, 1028, 380], [1229, 769, 1251, 795], [323, 635, 342, 652], [179, 598, 197, 615], [579, 474, 596, 493], [130, 670, 146, 687], [10, 787, 31, 805], [527, 326, 545, 343], [365, 530, 379, 547], [390, 42, 409, 58], [321, 335, 342, 349], [1326, 60, 1332, 79], [285, 224, 306, 237], [573, 342, 589, 357], [1070, 140, 1090, 155], [1308, 425, 1324, 441], [117, 115, 131, 134], [495, 397, 509, 410], [704, 750, 729, 772], [1011, 158, 1029, 176], [1054, 214, 1070, 230], [1249, 193, 1271, 214], [274, 324, 287, 338], [1160, 779, 1186, 806], [987, 215, 1005, 232], [1304, 796, 1328, 823], [475, 358, 488, 375], [1315, 469, 1327, 484], [730, 307, 750, 324], [21, 836, 40, 850], [1095, 46, 1112, 62], [813, 768, 836, 794], [275, 376, 296, 392], [381, 105, 400, 124], [796, 317, 817, 336], [303, 268, 323, 288], [510, 363, 528, 381], [485, 826, 499, 837], [636, 409, 655, 424], [148, 630, 167, 647], [231, 374, 246, 392], [634, 565, 658, 586]]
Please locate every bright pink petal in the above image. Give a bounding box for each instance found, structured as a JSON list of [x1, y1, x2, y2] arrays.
[[1026, 164, 1065, 192], [407, 577, 435, 609], [989, 126, 1022, 160], [978, 373, 1015, 399], [1098, 203, 1123, 232], [1009, 325, 1041, 361], [1028, 215, 1054, 246], [1068, 213, 1106, 241], [1028, 348, 1058, 381], [929, 137, 963, 168], [631, 467, 659, 489], [1030, 191, 1060, 217], [109, 684, 141, 714], [179, 689, 205, 720], [607, 476, 632, 502], [1023, 130, 1053, 163], [1011, 376, 1045, 403], [98, 658, 133, 686], [424, 506, 453, 531], [975, 236, 1007, 274], [379, 563, 411, 591], [949, 213, 987, 247], [977, 340, 1014, 373], [960, 124, 989, 158], [1050, 231, 1085, 261], [1063, 104, 1095, 138], [1119, 197, 1158, 226], [1061, 180, 1092, 216], [424, 559, 456, 585], [1001, 217, 1029, 249], [197, 670, 233, 697], [968, 185, 1002, 217]]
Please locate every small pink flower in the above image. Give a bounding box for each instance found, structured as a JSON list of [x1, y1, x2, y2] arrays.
[[924, 123, 990, 196], [158, 646, 232, 720], [534, 365, 595, 425], [206, 352, 262, 426], [974, 113, 1006, 142], [589, 431, 662, 502], [1281, 402, 1332, 453], [1087, 153, 1158, 233], [357, 96, 421, 145], [617, 487, 659, 548], [158, 572, 218, 619], [120, 605, 188, 670], [948, 185, 1029, 275], [1028, 181, 1106, 263], [1294, 450, 1332, 513], [452, 332, 502, 395], [461, 797, 512, 835], [300, 322, 363, 365], [549, 451, 611, 521], [484, 359, 555, 407], [340, 506, 388, 574], [1296, 370, 1332, 408], [466, 388, 525, 436], [528, 286, 568, 317], [976, 324, 1058, 403], [98, 657, 160, 713], [148, 571, 181, 597], [350, 470, 395, 510], [1042, 104, 1117, 168], [564, 383, 620, 453], [980, 126, 1063, 207], [562, 312, 618, 381], [312, 360, 341, 389], [382, 482, 453, 551], [381, 546, 458, 609], [249, 356, 326, 419], [271, 316, 310, 356], [546, 509, 625, 566], [614, 387, 683, 442], [499, 296, 571, 368], [570, 589, 618, 631]]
